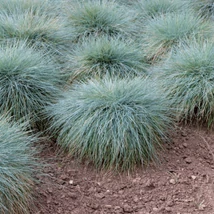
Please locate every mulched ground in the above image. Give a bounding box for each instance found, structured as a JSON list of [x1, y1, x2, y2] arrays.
[[32, 125, 214, 214]]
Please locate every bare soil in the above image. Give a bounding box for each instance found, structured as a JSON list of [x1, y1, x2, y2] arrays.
[[32, 125, 214, 214]]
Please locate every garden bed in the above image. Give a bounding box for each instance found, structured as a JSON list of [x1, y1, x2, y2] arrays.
[[33, 125, 214, 214], [1, 1, 214, 213]]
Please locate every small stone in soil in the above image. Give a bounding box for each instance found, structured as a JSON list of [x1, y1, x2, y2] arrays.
[[191, 175, 197, 180], [90, 203, 99, 210], [144, 179, 155, 190], [165, 207, 173, 212], [54, 201, 59, 205], [179, 145, 183, 149], [69, 180, 74, 185], [169, 179, 176, 185], [68, 192, 78, 199], [58, 186, 63, 190], [47, 187, 53, 193], [133, 196, 139, 203], [88, 187, 96, 193], [153, 207, 159, 212], [95, 193, 105, 199], [181, 132, 187, 137], [47, 197, 51, 204], [185, 157, 192, 164], [183, 143, 188, 148], [105, 205, 112, 209], [60, 175, 67, 180], [160, 196, 166, 201], [115, 206, 121, 210], [123, 204, 133, 213], [133, 177, 141, 183]]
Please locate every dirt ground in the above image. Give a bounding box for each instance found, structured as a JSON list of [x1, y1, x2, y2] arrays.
[[32, 125, 214, 214]]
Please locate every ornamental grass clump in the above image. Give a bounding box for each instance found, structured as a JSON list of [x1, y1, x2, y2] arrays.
[[0, 0, 52, 15], [143, 12, 212, 61], [65, 0, 136, 41], [46, 77, 173, 171], [188, 0, 214, 20], [0, 41, 62, 126], [135, 0, 184, 21], [159, 41, 214, 127], [0, 9, 69, 53], [67, 36, 148, 81], [0, 116, 38, 214]]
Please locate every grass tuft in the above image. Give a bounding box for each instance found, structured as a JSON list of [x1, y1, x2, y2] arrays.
[[159, 40, 214, 127], [0, 8, 69, 53], [46, 77, 173, 171], [66, 36, 148, 81], [0, 40, 62, 126], [64, 0, 136, 41], [188, 0, 214, 20], [0, 115, 38, 214], [142, 12, 212, 60], [135, 0, 184, 21], [0, 0, 53, 15]]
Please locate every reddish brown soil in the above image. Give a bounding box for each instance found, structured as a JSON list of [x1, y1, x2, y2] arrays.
[[33, 125, 214, 214]]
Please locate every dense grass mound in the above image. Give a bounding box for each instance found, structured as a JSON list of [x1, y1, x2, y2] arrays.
[[65, 0, 136, 41], [67, 36, 148, 81], [143, 12, 211, 60], [135, 0, 184, 21], [0, 0, 52, 15], [0, 41, 61, 126], [0, 116, 38, 214], [159, 41, 214, 126], [46, 77, 173, 171], [188, 0, 214, 20], [0, 9, 69, 52]]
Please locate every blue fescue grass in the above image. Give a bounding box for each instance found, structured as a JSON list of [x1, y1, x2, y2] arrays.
[[64, 0, 137, 41], [0, 0, 53, 15], [142, 12, 212, 61], [134, 0, 185, 21], [66, 36, 148, 82], [46, 77, 174, 171], [159, 40, 214, 127], [0, 115, 39, 214], [0, 40, 62, 127], [187, 0, 214, 20], [0, 7, 70, 54]]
